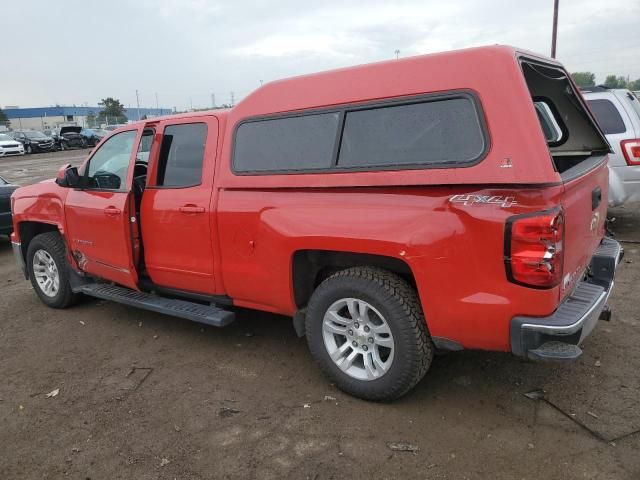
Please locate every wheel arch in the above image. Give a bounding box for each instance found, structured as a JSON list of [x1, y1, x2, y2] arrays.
[[17, 221, 63, 275], [291, 250, 417, 310]]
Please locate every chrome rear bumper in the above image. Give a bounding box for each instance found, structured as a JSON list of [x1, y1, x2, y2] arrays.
[[510, 237, 622, 361]]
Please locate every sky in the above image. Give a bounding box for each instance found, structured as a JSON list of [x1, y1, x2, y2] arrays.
[[1, 0, 638, 111]]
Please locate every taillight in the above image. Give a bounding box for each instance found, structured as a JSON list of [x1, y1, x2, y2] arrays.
[[505, 208, 564, 288], [621, 139, 640, 166]]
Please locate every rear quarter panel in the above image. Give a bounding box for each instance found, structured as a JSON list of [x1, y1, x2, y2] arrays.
[[218, 185, 564, 351]]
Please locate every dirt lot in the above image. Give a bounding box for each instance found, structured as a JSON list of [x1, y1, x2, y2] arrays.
[[1, 151, 639, 479]]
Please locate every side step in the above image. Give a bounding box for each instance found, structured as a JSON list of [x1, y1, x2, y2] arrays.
[[528, 341, 582, 362], [77, 283, 235, 327]]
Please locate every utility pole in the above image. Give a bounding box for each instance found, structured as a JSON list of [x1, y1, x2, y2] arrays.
[[230, 91, 235, 106], [190, 97, 193, 111], [135, 89, 141, 120], [211, 93, 216, 108], [155, 92, 159, 111], [551, 0, 559, 58], [395, 49, 400, 60]]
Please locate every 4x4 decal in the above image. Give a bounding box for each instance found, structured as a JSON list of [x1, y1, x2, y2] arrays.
[[449, 194, 518, 208]]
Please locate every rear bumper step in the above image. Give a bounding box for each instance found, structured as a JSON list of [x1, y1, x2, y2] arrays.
[[510, 237, 622, 361], [76, 283, 235, 327]]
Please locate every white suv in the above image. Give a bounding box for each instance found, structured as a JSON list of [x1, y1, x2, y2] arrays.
[[582, 87, 640, 206]]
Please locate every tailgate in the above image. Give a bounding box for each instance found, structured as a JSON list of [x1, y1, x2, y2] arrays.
[[560, 157, 609, 299]]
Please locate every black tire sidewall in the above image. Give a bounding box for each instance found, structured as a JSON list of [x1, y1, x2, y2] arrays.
[[26, 233, 74, 308], [306, 271, 428, 401]]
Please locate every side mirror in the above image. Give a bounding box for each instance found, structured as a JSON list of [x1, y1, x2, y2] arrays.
[[55, 164, 80, 188]]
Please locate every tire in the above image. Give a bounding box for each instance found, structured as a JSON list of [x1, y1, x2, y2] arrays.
[[26, 232, 78, 309], [81, 138, 87, 148], [26, 144, 32, 154], [305, 267, 433, 401]]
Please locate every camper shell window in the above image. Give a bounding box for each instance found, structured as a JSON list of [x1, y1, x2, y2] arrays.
[[520, 59, 610, 174]]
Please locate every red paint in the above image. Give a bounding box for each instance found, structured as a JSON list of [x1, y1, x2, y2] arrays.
[[11, 45, 609, 352]]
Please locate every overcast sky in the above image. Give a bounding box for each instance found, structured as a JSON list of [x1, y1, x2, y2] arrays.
[[2, 0, 638, 110]]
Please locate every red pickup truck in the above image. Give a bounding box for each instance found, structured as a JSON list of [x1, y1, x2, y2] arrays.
[[11, 46, 622, 401]]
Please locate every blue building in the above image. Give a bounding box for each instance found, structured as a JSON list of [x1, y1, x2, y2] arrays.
[[2, 106, 170, 130]]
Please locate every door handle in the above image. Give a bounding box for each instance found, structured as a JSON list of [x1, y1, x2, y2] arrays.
[[104, 206, 122, 216], [179, 205, 205, 214]]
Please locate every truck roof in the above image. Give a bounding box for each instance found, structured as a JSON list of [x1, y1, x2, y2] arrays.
[[231, 45, 559, 119]]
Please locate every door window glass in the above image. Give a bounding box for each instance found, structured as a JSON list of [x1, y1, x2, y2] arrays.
[[86, 130, 137, 190], [156, 123, 207, 187]]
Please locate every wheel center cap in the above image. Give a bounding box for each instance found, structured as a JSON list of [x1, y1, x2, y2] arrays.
[[355, 329, 368, 345]]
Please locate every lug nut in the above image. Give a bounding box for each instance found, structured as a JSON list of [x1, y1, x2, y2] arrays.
[[364, 326, 370, 333], [362, 345, 368, 351], [348, 329, 353, 336], [352, 341, 358, 347], [368, 337, 374, 344], [354, 322, 360, 328]]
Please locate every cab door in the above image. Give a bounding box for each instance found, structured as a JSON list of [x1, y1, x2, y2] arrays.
[[64, 128, 141, 289], [140, 116, 218, 294]]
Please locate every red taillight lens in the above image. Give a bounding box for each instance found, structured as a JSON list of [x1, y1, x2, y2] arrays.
[[505, 208, 564, 288], [621, 139, 640, 166]]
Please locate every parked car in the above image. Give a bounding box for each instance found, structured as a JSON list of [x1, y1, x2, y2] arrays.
[[0, 133, 25, 157], [581, 86, 640, 206], [80, 128, 106, 147], [55, 126, 89, 150], [11, 130, 55, 154], [0, 176, 18, 235], [10, 46, 622, 401]]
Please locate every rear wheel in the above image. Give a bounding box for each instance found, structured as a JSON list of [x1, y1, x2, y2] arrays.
[[26, 232, 78, 308], [305, 267, 433, 401]]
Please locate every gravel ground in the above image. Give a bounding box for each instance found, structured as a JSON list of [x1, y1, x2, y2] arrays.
[[1, 151, 639, 479]]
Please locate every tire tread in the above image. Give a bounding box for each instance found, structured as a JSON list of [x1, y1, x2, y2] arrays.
[[306, 266, 433, 401]]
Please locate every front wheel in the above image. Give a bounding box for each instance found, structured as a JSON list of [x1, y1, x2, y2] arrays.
[[305, 267, 433, 401], [26, 232, 78, 308], [25, 144, 32, 154]]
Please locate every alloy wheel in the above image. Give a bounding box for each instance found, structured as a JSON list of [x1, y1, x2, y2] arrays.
[[32, 249, 60, 298], [322, 298, 395, 381]]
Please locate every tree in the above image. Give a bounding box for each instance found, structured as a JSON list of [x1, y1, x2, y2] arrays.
[[571, 72, 596, 87], [628, 79, 640, 91], [97, 97, 127, 125], [603, 75, 628, 89]]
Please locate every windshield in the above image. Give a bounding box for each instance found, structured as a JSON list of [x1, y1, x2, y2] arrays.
[[26, 131, 48, 139], [0, 134, 13, 142]]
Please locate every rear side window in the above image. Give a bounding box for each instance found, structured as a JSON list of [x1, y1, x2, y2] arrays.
[[233, 93, 487, 174], [338, 97, 485, 168], [587, 99, 626, 135], [234, 113, 340, 172], [157, 123, 207, 187]]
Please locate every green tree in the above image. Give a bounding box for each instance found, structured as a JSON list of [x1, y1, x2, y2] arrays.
[[571, 72, 596, 87], [603, 75, 628, 89], [97, 97, 127, 125], [628, 79, 640, 91]]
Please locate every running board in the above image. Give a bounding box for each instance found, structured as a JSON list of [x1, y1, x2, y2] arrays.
[[76, 283, 235, 327]]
